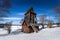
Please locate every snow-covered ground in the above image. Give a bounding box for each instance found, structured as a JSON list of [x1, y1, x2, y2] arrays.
[[0, 25, 60, 40]]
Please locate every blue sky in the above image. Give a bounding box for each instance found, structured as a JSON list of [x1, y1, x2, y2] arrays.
[[9, 0, 60, 17], [0, 0, 60, 24]]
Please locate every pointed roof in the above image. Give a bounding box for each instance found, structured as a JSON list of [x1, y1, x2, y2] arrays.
[[25, 7, 36, 15]]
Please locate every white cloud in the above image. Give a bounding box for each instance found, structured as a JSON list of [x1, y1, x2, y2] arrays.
[[0, 17, 23, 25], [37, 14, 44, 16], [0, 17, 22, 20], [17, 12, 25, 16]]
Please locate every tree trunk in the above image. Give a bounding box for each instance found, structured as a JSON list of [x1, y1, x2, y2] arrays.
[[7, 26, 11, 34], [42, 24, 44, 29]]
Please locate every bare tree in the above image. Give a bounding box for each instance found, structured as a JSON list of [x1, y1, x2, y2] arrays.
[[20, 19, 24, 25], [4, 21, 12, 34], [20, 19, 24, 32], [47, 20, 53, 28], [39, 14, 47, 29]]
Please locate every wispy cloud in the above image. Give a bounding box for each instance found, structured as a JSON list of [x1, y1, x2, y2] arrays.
[[17, 12, 25, 16], [0, 17, 22, 20], [0, 17, 23, 24]]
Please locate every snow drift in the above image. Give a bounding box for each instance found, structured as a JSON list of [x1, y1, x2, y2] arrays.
[[0, 26, 60, 40]]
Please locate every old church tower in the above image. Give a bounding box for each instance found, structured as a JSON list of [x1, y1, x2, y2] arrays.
[[22, 7, 39, 33]]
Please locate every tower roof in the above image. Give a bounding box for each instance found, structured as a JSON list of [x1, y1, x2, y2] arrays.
[[25, 7, 36, 15]]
